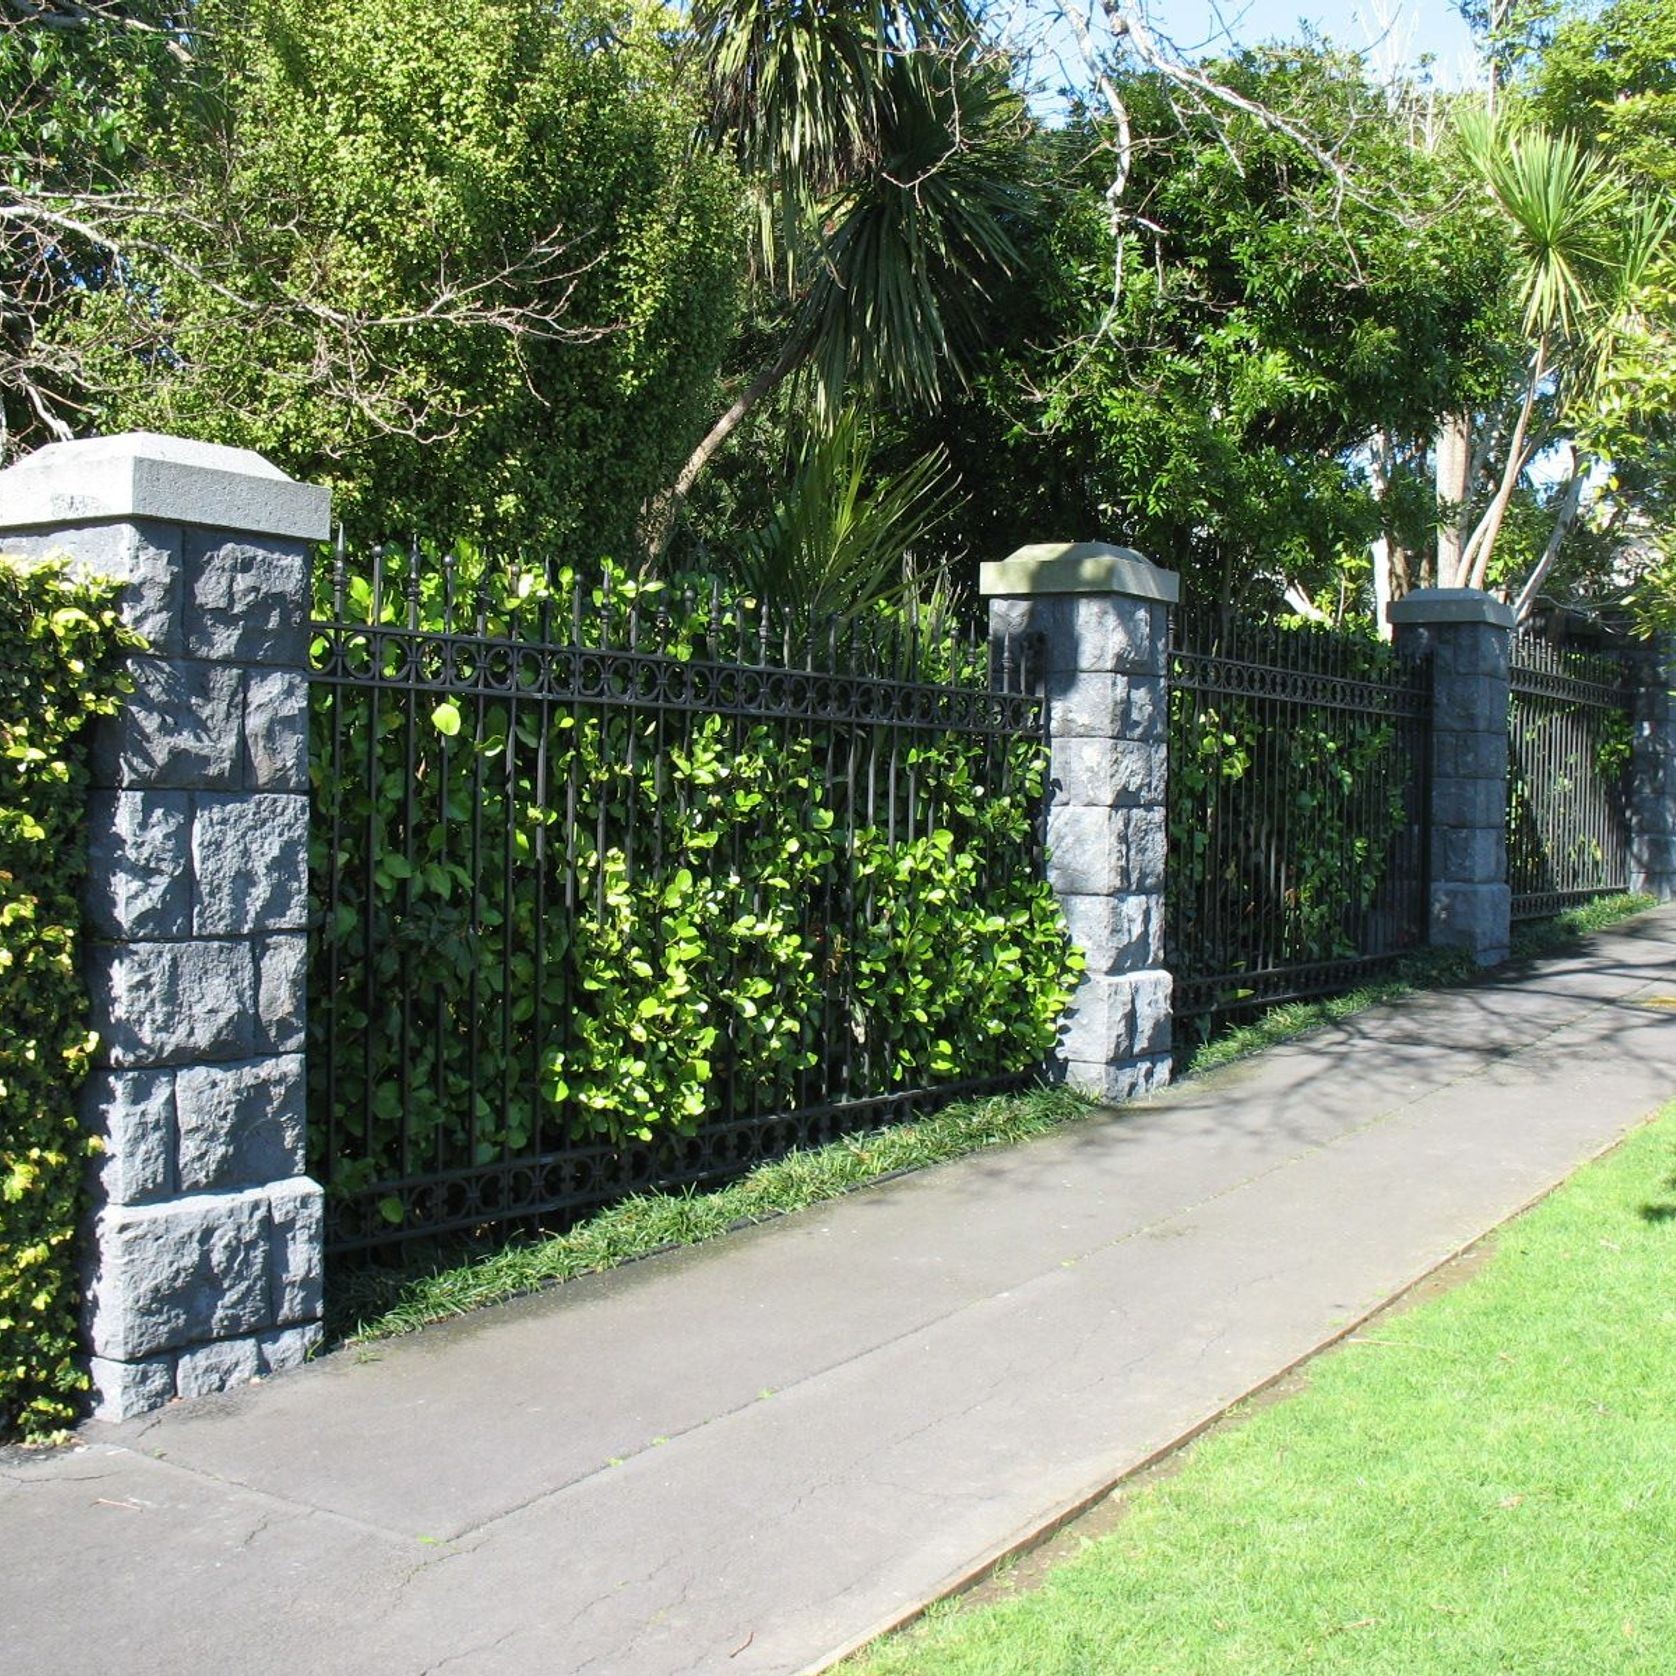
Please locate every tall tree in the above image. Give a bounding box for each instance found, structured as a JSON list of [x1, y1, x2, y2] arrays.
[[900, 45, 1511, 614], [650, 0, 1037, 552], [1433, 113, 1671, 618]]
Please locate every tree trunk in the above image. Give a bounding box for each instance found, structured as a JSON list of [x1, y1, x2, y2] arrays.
[[1434, 412, 1473, 588], [643, 332, 807, 560], [1512, 454, 1586, 622]]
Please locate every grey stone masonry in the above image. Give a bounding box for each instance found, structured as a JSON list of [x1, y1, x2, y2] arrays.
[[0, 432, 330, 1421], [981, 541, 1180, 1103], [1388, 588, 1515, 965], [1628, 635, 1676, 900]]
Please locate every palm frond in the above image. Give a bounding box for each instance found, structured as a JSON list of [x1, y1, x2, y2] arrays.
[[731, 408, 961, 618]]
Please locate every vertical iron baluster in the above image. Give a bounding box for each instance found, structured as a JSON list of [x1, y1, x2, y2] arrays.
[[464, 574, 490, 1182], [529, 584, 553, 1170], [360, 546, 385, 1216], [398, 544, 421, 1184]]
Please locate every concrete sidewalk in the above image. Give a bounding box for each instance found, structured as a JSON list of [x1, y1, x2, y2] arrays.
[[6, 910, 1676, 1676]]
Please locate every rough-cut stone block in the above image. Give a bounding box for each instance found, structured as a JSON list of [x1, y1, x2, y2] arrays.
[[1057, 972, 1136, 1065], [254, 933, 308, 1055], [175, 1056, 306, 1192], [185, 532, 309, 665], [1059, 893, 1159, 975], [192, 793, 309, 935], [175, 1334, 265, 1399], [1434, 623, 1510, 679], [1124, 806, 1167, 893], [1, 520, 185, 657], [82, 1069, 175, 1205], [1045, 668, 1123, 738], [87, 1352, 176, 1422], [1121, 676, 1167, 743], [260, 1322, 322, 1375], [244, 668, 308, 791], [1059, 970, 1170, 1066], [1432, 671, 1502, 726], [86, 1189, 273, 1360], [1046, 806, 1125, 896], [1439, 826, 1504, 886], [988, 594, 1069, 652], [268, 1177, 325, 1328], [1433, 777, 1506, 830], [168, 1321, 318, 1399], [1068, 595, 1165, 675], [1126, 969, 1173, 1056], [1054, 736, 1164, 809], [1430, 882, 1510, 965], [87, 939, 254, 1068], [91, 656, 244, 791], [1438, 730, 1507, 780], [1047, 806, 1167, 898], [84, 789, 191, 939], [1062, 1054, 1171, 1106]]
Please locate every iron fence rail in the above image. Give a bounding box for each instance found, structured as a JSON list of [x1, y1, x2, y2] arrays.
[[1507, 632, 1634, 921], [1165, 608, 1431, 1041], [308, 551, 1048, 1256]]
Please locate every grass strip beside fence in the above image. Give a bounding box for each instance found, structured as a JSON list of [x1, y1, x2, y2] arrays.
[[332, 1084, 1097, 1342], [850, 1100, 1676, 1675]]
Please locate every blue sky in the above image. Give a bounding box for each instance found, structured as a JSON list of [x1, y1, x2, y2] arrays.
[[1141, 0, 1481, 80]]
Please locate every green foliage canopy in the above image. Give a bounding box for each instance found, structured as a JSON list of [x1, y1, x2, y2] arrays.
[[906, 47, 1516, 607], [67, 0, 742, 559]]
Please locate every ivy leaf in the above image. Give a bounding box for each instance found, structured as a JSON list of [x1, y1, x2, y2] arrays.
[[431, 702, 463, 737]]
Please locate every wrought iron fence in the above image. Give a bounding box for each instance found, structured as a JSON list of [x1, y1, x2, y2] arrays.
[[307, 547, 1055, 1256], [1165, 607, 1431, 1042], [1507, 631, 1635, 921]]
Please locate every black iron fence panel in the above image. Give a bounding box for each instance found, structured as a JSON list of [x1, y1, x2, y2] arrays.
[[1166, 607, 1431, 1043], [1507, 632, 1634, 921], [307, 548, 1057, 1256]]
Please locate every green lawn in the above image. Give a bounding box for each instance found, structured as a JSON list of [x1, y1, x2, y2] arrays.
[[852, 1103, 1676, 1676]]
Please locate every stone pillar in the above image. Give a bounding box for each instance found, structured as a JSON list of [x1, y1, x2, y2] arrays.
[[0, 432, 330, 1420], [981, 541, 1179, 1103], [1388, 588, 1515, 966], [1628, 635, 1676, 901]]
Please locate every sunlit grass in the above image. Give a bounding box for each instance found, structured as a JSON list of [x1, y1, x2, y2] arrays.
[[851, 1101, 1676, 1675]]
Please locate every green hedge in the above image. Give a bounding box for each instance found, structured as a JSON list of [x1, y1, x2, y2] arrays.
[[309, 553, 1081, 1221], [0, 558, 139, 1439]]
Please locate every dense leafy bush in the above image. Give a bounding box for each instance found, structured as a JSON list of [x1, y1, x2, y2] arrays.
[[309, 553, 1077, 1219], [70, 0, 742, 559], [0, 557, 139, 1439]]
